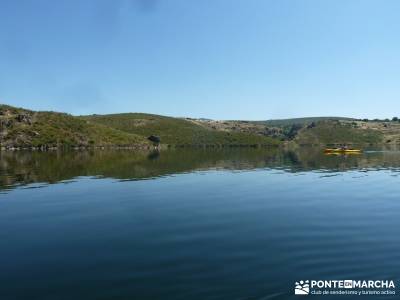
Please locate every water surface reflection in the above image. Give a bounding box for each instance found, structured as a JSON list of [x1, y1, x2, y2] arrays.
[[2, 147, 400, 192]]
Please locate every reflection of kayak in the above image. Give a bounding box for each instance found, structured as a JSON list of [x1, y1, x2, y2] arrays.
[[324, 148, 362, 154], [324, 152, 361, 156]]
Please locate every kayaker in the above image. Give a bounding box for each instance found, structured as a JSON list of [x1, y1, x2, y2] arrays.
[[341, 144, 348, 150]]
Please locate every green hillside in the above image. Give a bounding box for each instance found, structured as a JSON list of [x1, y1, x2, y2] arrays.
[[295, 121, 383, 145], [81, 113, 280, 147], [0, 105, 148, 148], [1, 104, 389, 149]]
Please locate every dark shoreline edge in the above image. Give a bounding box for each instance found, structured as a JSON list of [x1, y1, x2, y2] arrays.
[[0, 143, 282, 152]]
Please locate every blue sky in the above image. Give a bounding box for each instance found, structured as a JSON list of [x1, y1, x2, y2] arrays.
[[1, 0, 400, 120]]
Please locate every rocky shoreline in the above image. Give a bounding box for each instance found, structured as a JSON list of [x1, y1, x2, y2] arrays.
[[0, 143, 282, 151]]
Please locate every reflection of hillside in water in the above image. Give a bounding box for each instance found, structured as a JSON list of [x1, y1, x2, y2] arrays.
[[1, 147, 400, 191], [291, 147, 400, 172]]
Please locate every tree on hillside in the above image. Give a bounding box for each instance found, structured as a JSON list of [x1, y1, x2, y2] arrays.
[[148, 135, 161, 147], [307, 122, 316, 129]]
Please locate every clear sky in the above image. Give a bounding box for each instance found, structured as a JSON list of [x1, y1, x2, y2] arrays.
[[1, 0, 400, 120]]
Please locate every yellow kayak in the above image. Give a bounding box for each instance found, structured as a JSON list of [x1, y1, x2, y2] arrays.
[[324, 148, 362, 154]]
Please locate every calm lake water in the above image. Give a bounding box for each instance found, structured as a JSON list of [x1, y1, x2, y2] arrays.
[[1, 148, 399, 299]]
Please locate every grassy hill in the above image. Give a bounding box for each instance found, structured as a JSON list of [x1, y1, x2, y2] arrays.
[[194, 117, 385, 145], [0, 105, 280, 149], [81, 113, 280, 147], [294, 120, 383, 145], [192, 117, 373, 143], [0, 105, 149, 149], [1, 104, 394, 149]]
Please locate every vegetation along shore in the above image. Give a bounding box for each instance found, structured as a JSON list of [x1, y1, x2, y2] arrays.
[[1, 104, 400, 150]]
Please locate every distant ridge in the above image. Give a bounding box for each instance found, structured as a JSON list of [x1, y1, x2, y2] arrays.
[[258, 117, 356, 127]]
